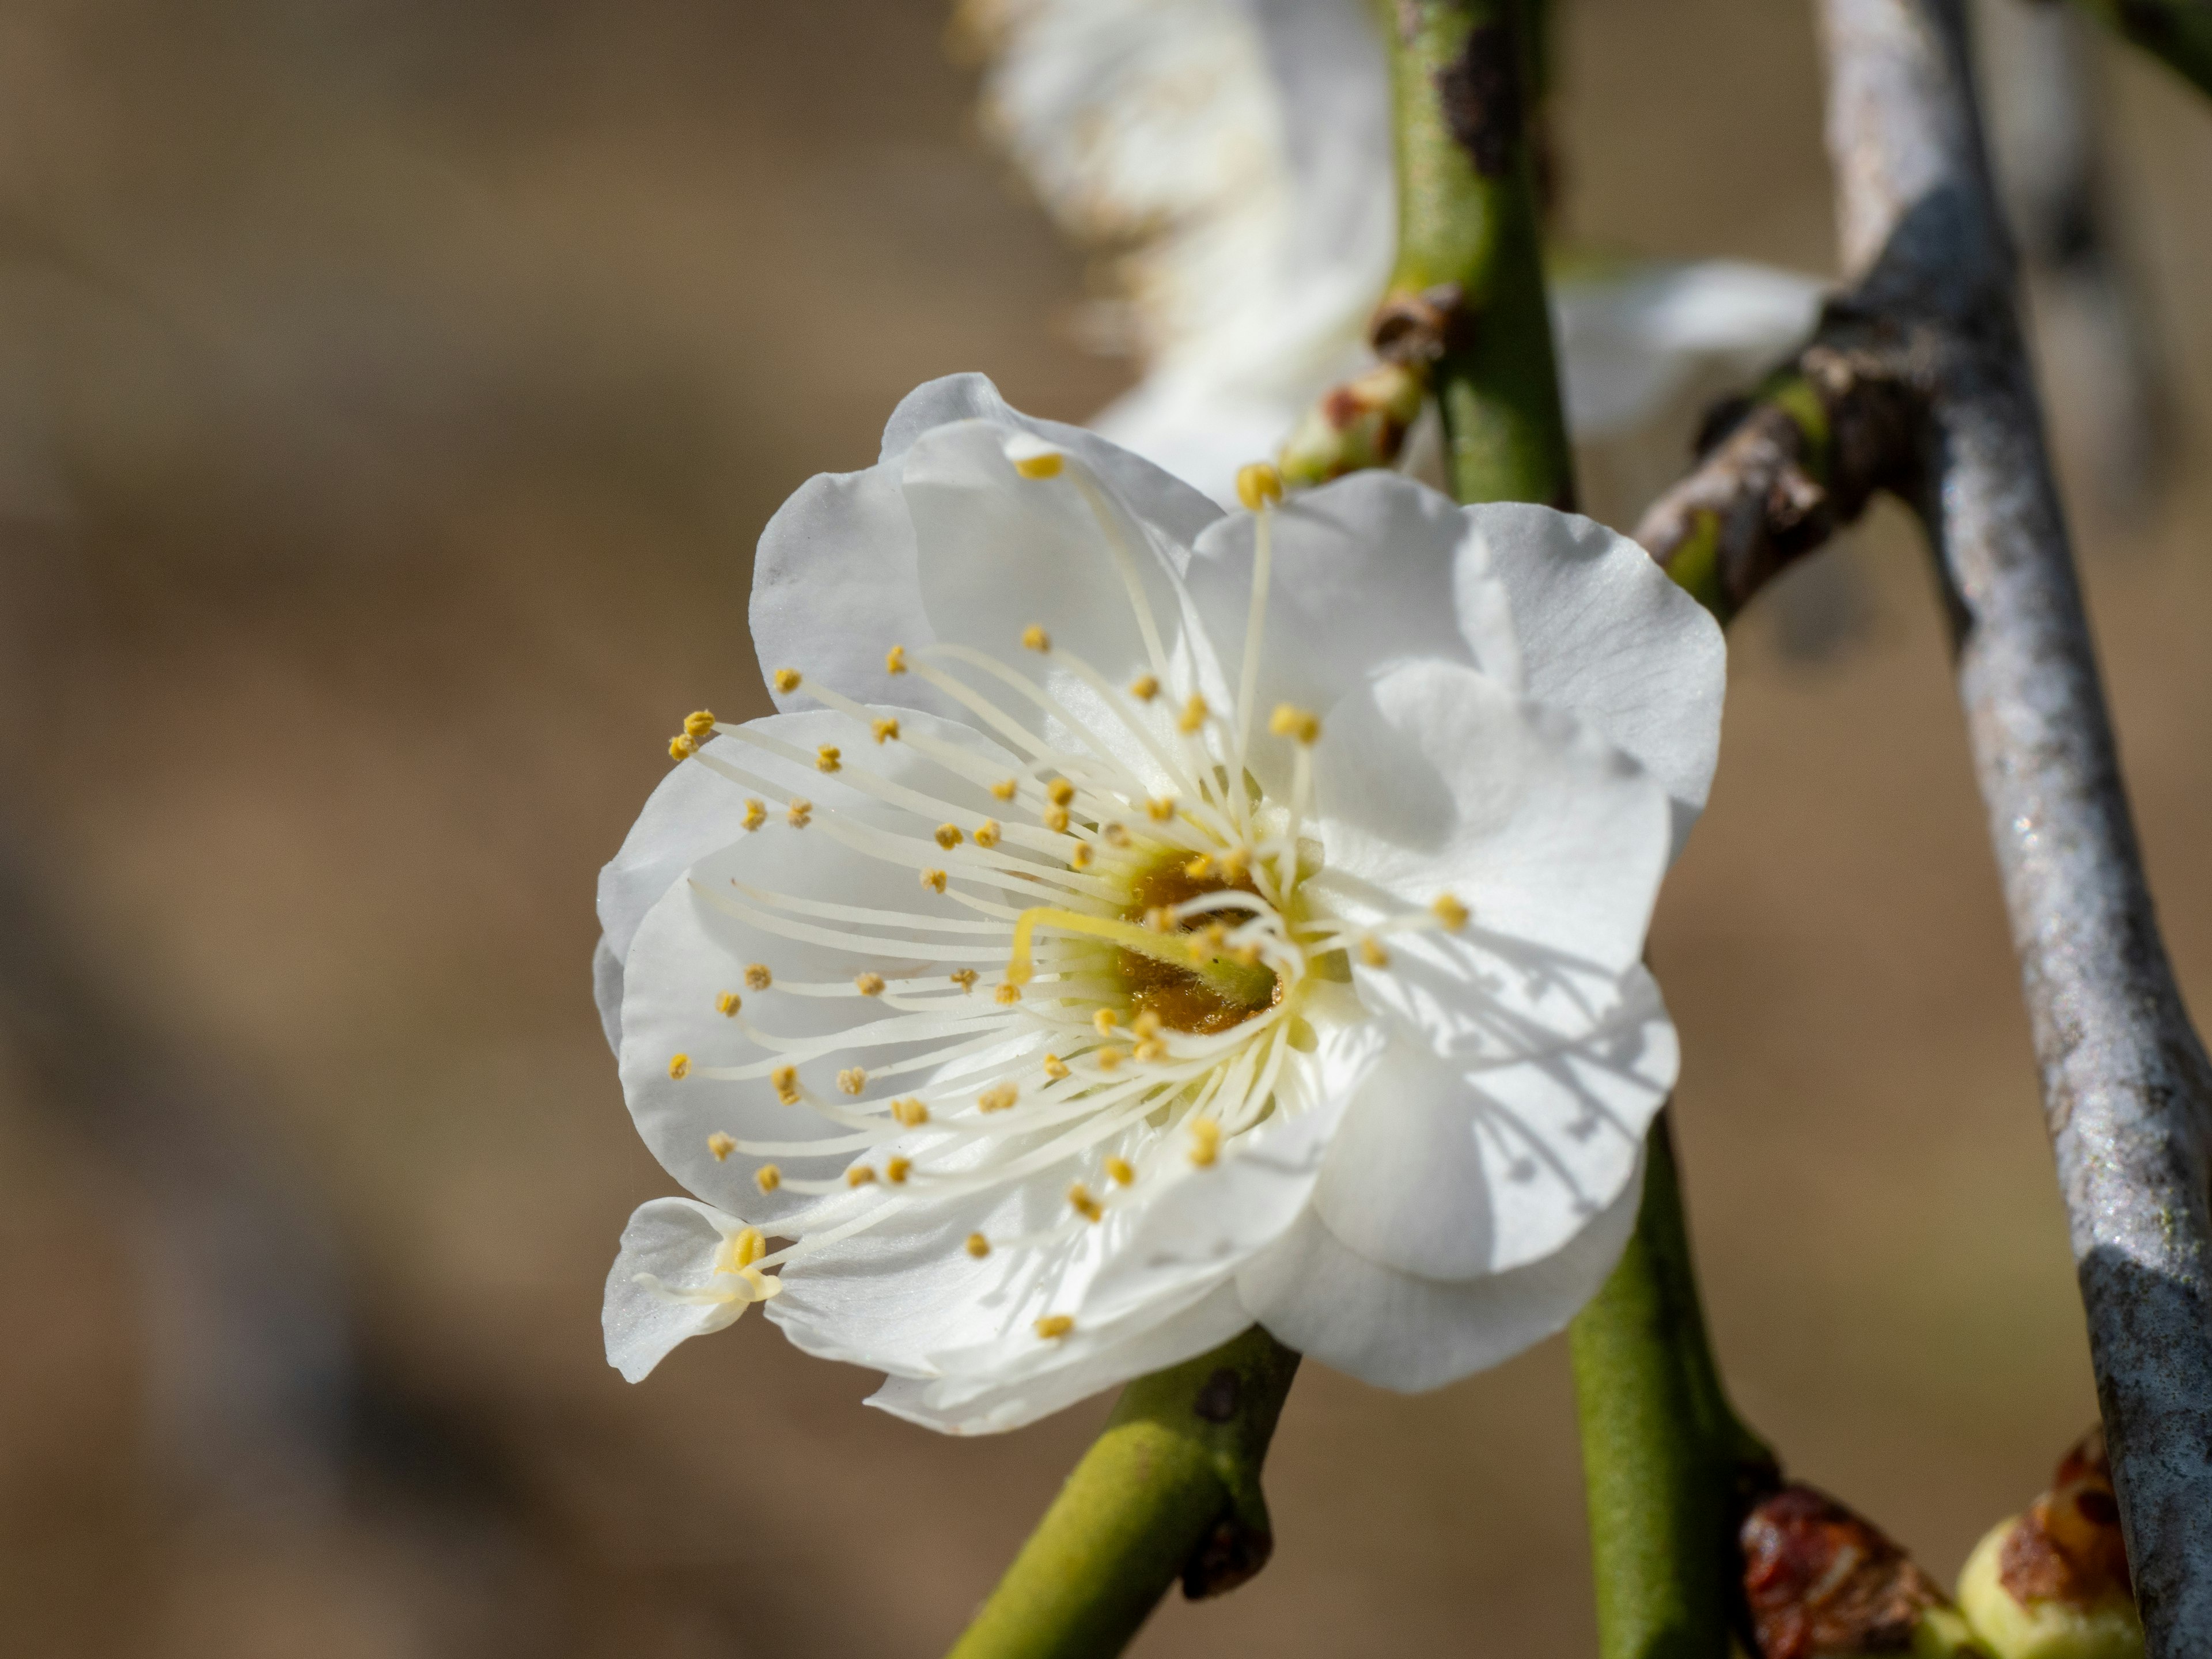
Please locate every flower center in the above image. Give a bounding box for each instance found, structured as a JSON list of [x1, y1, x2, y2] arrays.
[[1119, 850, 1283, 1033]]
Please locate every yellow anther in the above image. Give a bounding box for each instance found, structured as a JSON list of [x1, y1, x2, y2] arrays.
[[1270, 704, 1322, 744], [935, 823, 965, 849], [669, 733, 699, 760], [1202, 922, 1229, 949], [872, 717, 900, 744], [1070, 843, 1095, 870], [707, 1131, 736, 1161], [1359, 936, 1391, 969], [729, 1228, 766, 1267], [1179, 694, 1210, 733], [1146, 796, 1176, 821], [1068, 1183, 1103, 1223], [1106, 1157, 1136, 1186], [1013, 451, 1065, 481], [1218, 846, 1251, 880], [1232, 944, 1263, 968], [1097, 1047, 1127, 1072], [1130, 675, 1160, 702], [885, 644, 908, 675], [885, 1155, 912, 1184], [978, 1083, 1018, 1113], [838, 1066, 868, 1096], [855, 972, 886, 997], [1103, 823, 1131, 847], [1188, 1118, 1221, 1167], [684, 710, 717, 740], [1021, 625, 1051, 653], [716, 990, 742, 1017], [816, 745, 842, 773], [847, 1165, 877, 1187], [1047, 779, 1076, 807], [1144, 906, 1173, 932], [921, 868, 948, 893], [1133, 1039, 1168, 1063], [1094, 1009, 1120, 1036], [668, 1053, 690, 1080], [745, 964, 773, 990], [1184, 855, 1214, 879], [787, 798, 813, 828], [974, 820, 1002, 849], [949, 969, 979, 993], [990, 778, 1018, 801], [756, 1164, 782, 1193], [1431, 893, 1471, 931], [774, 668, 802, 694], [1043, 805, 1070, 833], [743, 798, 768, 831], [771, 1065, 800, 1104], [994, 982, 1022, 1005], [1131, 1010, 1162, 1039], [1235, 460, 1285, 510], [891, 1097, 929, 1127], [1043, 1054, 1070, 1081], [965, 1232, 991, 1258], [1034, 1314, 1074, 1340]]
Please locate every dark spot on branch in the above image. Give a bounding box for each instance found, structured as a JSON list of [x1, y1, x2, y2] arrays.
[[1434, 22, 1521, 177], [1181, 1516, 1272, 1600], [1192, 1366, 1241, 1423]]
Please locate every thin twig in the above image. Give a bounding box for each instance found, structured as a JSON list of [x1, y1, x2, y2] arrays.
[[1641, 2, 2212, 1647], [945, 1329, 1299, 1659]]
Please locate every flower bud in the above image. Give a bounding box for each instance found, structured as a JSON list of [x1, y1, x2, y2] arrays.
[[1277, 361, 1429, 487], [1956, 1429, 2141, 1659], [1742, 1484, 1990, 1658]]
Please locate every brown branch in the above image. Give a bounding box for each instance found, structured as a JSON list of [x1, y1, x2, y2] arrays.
[[1636, 1, 2212, 1650]]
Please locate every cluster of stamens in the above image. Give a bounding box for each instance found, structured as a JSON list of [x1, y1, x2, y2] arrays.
[[637, 455, 1468, 1341]]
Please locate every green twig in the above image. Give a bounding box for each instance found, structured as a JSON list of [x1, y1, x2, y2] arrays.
[[2069, 0, 2212, 100], [945, 1328, 1300, 1659], [1387, 9, 1762, 1653], [1571, 1117, 1776, 1659], [1385, 0, 1573, 506]]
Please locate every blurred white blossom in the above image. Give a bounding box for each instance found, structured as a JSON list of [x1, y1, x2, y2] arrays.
[[961, 0, 1825, 505], [597, 376, 1723, 1431]]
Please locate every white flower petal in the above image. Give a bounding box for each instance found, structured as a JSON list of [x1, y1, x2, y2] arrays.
[[773, 999, 1380, 1393], [1471, 502, 1726, 858], [1312, 966, 1675, 1277], [1310, 658, 1671, 983], [901, 418, 1193, 682], [750, 461, 963, 722], [752, 374, 1220, 722], [616, 710, 1033, 1223], [1182, 472, 1521, 797], [1238, 1152, 1646, 1392], [1554, 260, 1826, 439], [863, 1279, 1254, 1435], [603, 1196, 766, 1383], [884, 372, 1220, 546]]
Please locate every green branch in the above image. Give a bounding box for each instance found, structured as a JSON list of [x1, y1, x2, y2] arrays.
[[945, 1328, 1300, 1659], [1386, 0, 1573, 506], [1571, 1117, 1775, 1659], [1388, 8, 1762, 1652], [2070, 0, 2212, 100]]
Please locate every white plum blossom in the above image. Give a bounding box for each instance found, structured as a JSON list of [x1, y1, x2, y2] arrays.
[[595, 375, 1724, 1432], [959, 0, 1826, 505]]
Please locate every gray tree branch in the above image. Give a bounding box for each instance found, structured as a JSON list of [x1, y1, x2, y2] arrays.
[[1643, 1, 2212, 1647]]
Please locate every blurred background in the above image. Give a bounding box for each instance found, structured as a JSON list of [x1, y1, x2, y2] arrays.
[[2, 1, 2209, 1654]]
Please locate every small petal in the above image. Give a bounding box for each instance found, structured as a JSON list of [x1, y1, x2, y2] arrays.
[[1238, 1154, 1645, 1393]]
